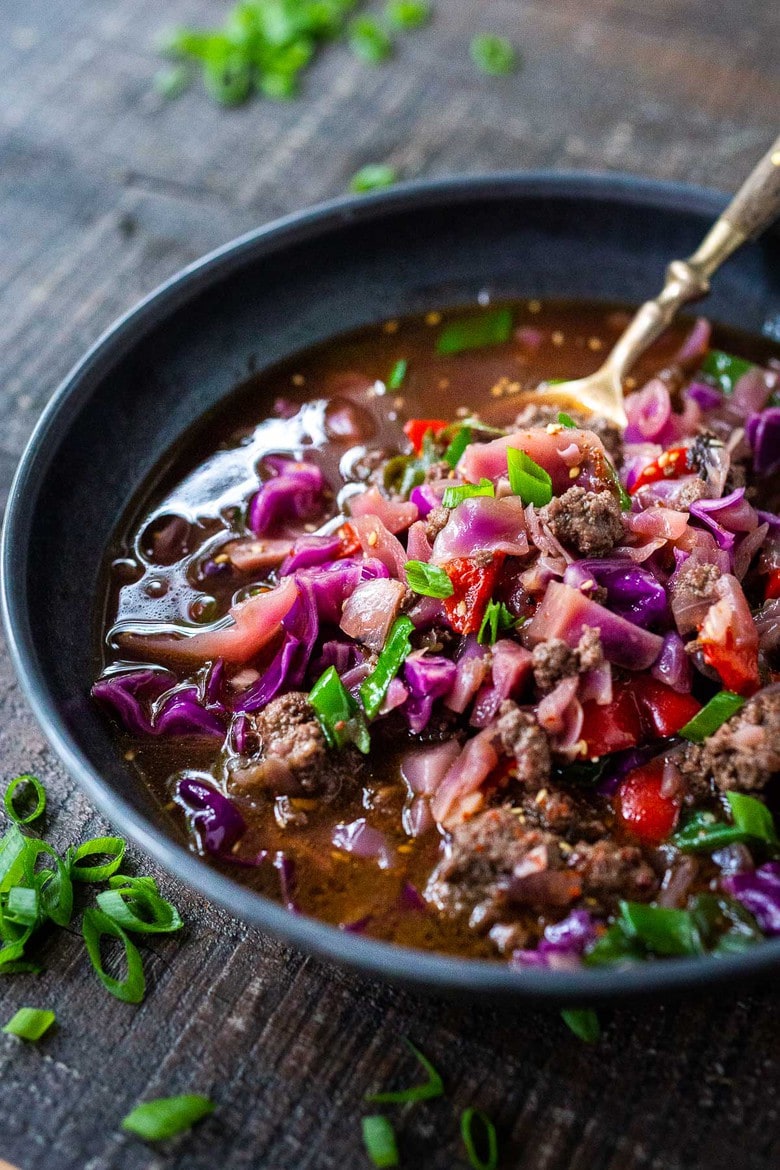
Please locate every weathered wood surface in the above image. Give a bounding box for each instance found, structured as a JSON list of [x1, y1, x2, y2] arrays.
[[1, 1, 779, 1167]]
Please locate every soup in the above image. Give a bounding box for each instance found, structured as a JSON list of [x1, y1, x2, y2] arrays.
[[93, 300, 780, 968]]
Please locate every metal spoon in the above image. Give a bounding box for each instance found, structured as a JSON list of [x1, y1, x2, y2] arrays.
[[518, 134, 780, 428]]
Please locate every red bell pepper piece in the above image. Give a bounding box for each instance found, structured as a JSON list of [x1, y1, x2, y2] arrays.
[[336, 522, 361, 558], [442, 554, 504, 635], [615, 758, 681, 844], [630, 676, 701, 738], [580, 680, 644, 756], [629, 445, 692, 495], [403, 418, 449, 454], [701, 636, 760, 697]]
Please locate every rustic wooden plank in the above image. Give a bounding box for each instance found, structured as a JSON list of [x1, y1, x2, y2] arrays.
[[1, 0, 779, 1168]]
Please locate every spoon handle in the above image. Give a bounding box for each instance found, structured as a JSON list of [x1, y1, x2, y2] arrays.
[[605, 134, 780, 381]]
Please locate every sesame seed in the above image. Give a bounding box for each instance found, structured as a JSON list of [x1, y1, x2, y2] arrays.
[[551, 331, 565, 346], [546, 422, 563, 435], [528, 299, 541, 314], [383, 319, 399, 334], [425, 311, 442, 326], [587, 336, 603, 351], [569, 466, 581, 478], [367, 531, 378, 547], [534, 788, 548, 804], [213, 553, 230, 564], [438, 378, 450, 390], [291, 373, 305, 386]]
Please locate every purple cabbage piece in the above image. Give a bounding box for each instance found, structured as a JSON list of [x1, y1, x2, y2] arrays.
[[689, 488, 757, 552], [721, 862, 780, 936], [398, 881, 427, 912], [154, 687, 226, 738], [248, 460, 326, 536], [746, 408, 780, 478], [563, 559, 669, 629], [403, 652, 457, 733], [175, 777, 246, 856], [511, 910, 599, 969], [686, 381, 722, 411], [92, 669, 176, 736], [651, 631, 693, 693], [280, 533, 343, 575], [339, 914, 373, 933], [204, 659, 225, 706], [230, 713, 252, 754], [311, 639, 363, 677]]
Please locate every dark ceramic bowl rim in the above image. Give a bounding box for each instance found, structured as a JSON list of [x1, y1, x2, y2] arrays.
[[3, 171, 779, 1004]]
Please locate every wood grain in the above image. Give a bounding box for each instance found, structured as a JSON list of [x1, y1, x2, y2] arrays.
[[1, 1, 779, 1168]]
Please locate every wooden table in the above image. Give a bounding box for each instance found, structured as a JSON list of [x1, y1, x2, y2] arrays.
[[1, 2, 779, 1167]]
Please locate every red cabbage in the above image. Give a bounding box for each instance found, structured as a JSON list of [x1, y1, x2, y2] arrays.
[[403, 652, 457, 733], [524, 582, 663, 670], [563, 559, 669, 629], [746, 407, 780, 478], [398, 881, 427, 912], [596, 744, 664, 796], [689, 488, 757, 552], [92, 669, 176, 736], [280, 533, 343, 575], [249, 460, 326, 536], [332, 819, 394, 868], [204, 658, 225, 706], [511, 909, 599, 969], [154, 687, 226, 738], [470, 640, 533, 728], [624, 379, 672, 444], [432, 496, 528, 562], [175, 777, 247, 857], [721, 862, 780, 936], [230, 713, 252, 754], [651, 632, 693, 693], [686, 381, 722, 411]]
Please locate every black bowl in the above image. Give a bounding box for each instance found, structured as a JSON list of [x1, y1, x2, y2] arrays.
[[3, 173, 780, 1004]]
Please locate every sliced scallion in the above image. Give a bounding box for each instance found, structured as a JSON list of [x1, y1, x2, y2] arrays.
[[387, 358, 407, 389], [561, 1008, 600, 1043], [443, 425, 472, 468], [477, 600, 521, 646], [366, 1038, 443, 1103], [3, 774, 46, 825], [385, 0, 431, 30], [442, 477, 494, 509], [82, 907, 146, 1003], [97, 883, 183, 935], [348, 16, 393, 64], [361, 1115, 399, 1168], [679, 691, 745, 743], [404, 560, 453, 599], [469, 34, 516, 75], [68, 836, 126, 883], [4, 886, 39, 926], [360, 617, 414, 720], [557, 412, 576, 429], [2, 1007, 56, 1041], [436, 307, 513, 355], [121, 1094, 215, 1141], [461, 1106, 498, 1170], [23, 838, 73, 928], [0, 826, 28, 895], [506, 447, 553, 507], [351, 164, 398, 193], [699, 349, 754, 395]]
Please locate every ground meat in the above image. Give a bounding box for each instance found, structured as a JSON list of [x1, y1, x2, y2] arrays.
[[425, 505, 449, 544], [517, 784, 607, 842], [496, 700, 551, 790], [569, 839, 658, 904], [540, 486, 624, 557], [670, 477, 710, 510], [424, 460, 453, 483], [531, 626, 603, 694], [227, 691, 361, 800], [678, 687, 780, 794], [586, 416, 623, 465], [673, 561, 720, 600]]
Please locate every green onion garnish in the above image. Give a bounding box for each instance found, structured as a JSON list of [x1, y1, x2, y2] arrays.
[[727, 791, 779, 845], [23, 837, 73, 927], [309, 667, 371, 754], [477, 600, 522, 645], [0, 825, 28, 895], [557, 412, 576, 429], [699, 349, 754, 395], [360, 617, 415, 720], [4, 886, 39, 926], [617, 901, 703, 957], [2, 1007, 56, 1042], [469, 34, 517, 75], [351, 164, 399, 194], [443, 425, 472, 468], [3, 774, 46, 825], [387, 358, 408, 389], [404, 561, 454, 599], [361, 1115, 399, 1168], [82, 908, 146, 1003], [121, 1094, 215, 1141], [436, 307, 513, 355], [68, 836, 126, 883], [460, 1107, 498, 1169], [385, 0, 431, 29], [506, 447, 553, 507], [603, 456, 631, 511], [367, 1038, 444, 1103], [348, 16, 394, 64], [97, 879, 184, 935], [442, 477, 494, 509], [560, 1008, 600, 1043], [679, 691, 745, 743]]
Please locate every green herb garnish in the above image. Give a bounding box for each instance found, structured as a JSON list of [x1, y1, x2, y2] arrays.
[[351, 164, 399, 193], [443, 425, 472, 468], [387, 358, 408, 389], [506, 447, 553, 507], [557, 412, 576, 428], [348, 15, 394, 63], [469, 33, 516, 75], [360, 617, 415, 720], [121, 1094, 215, 1142], [3, 775, 46, 826], [699, 349, 754, 395], [441, 477, 494, 509], [2, 1007, 56, 1042], [404, 561, 454, 599], [362, 1115, 399, 1167], [82, 908, 146, 1004], [679, 691, 745, 743], [309, 666, 371, 753], [477, 600, 521, 645], [436, 307, 513, 355], [561, 1008, 600, 1043], [460, 1106, 498, 1169], [385, 0, 431, 29], [367, 1038, 443, 1103]]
